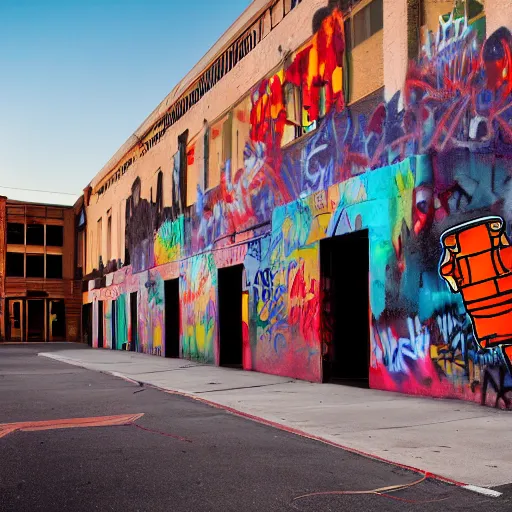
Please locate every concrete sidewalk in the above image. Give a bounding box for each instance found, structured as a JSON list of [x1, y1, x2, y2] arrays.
[[40, 346, 511, 489]]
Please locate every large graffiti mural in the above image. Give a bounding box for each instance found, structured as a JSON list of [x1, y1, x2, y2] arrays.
[[86, 2, 512, 407], [180, 254, 217, 363]]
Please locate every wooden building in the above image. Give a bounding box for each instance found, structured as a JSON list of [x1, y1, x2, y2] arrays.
[[0, 199, 81, 342]]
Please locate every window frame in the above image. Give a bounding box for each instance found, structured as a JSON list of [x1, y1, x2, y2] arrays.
[[46, 224, 64, 247], [25, 254, 45, 278], [26, 224, 45, 246], [6, 252, 25, 277], [6, 223, 25, 245], [348, 0, 383, 49], [46, 254, 63, 279]]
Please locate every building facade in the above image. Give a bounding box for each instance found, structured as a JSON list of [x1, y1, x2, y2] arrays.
[[0, 199, 81, 342], [81, 0, 512, 407]]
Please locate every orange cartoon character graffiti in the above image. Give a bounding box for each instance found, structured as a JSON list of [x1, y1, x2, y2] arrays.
[[439, 216, 512, 373]]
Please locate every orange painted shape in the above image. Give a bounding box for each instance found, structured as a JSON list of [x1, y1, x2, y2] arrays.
[[470, 302, 512, 318], [471, 312, 512, 343], [461, 280, 498, 303], [496, 273, 512, 293], [0, 413, 144, 438], [466, 252, 499, 284], [458, 224, 493, 254], [466, 291, 512, 311], [0, 426, 17, 439]]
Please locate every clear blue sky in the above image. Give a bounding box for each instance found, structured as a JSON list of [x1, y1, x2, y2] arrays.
[[0, 0, 250, 205]]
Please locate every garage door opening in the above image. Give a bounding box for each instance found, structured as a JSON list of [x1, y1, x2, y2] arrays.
[[27, 300, 45, 341], [49, 300, 66, 341], [320, 230, 370, 387], [130, 292, 137, 352], [164, 278, 180, 358], [97, 301, 104, 348], [218, 265, 243, 368], [7, 299, 23, 341], [82, 303, 92, 346]]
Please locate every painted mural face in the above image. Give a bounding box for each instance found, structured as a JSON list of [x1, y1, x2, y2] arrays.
[[91, 2, 512, 407]]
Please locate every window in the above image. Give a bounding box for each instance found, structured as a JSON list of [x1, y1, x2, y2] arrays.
[[46, 255, 63, 279], [7, 223, 24, 244], [173, 130, 188, 213], [208, 114, 232, 189], [77, 208, 86, 229], [186, 139, 197, 206], [284, 0, 302, 15], [5, 252, 64, 279], [156, 170, 164, 217], [203, 122, 210, 189], [271, 0, 284, 28], [6, 253, 24, 277], [26, 224, 44, 246], [283, 82, 304, 144], [77, 230, 85, 276], [352, 0, 383, 47], [261, 8, 271, 38], [97, 218, 103, 268], [46, 225, 63, 247], [344, 18, 352, 52], [26, 254, 44, 278], [231, 96, 252, 176], [106, 213, 112, 263]]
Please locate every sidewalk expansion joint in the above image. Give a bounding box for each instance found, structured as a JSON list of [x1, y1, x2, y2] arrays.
[[373, 415, 492, 430], [194, 381, 295, 394], [129, 367, 200, 375]]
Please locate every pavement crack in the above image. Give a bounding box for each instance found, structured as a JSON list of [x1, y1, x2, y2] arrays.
[[372, 415, 491, 430], [194, 381, 294, 394], [129, 367, 199, 375]]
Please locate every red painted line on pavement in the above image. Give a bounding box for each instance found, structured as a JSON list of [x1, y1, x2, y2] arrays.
[[131, 423, 192, 443]]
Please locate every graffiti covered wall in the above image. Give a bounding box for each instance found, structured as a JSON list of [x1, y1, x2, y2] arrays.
[[87, 2, 512, 407]]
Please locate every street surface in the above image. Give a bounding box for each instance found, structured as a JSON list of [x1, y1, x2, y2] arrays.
[[39, 344, 512, 487], [1, 344, 511, 511]]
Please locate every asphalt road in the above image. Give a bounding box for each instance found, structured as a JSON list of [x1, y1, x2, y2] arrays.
[[0, 344, 511, 512]]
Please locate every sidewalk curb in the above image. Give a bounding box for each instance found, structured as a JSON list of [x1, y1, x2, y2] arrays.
[[38, 352, 502, 498]]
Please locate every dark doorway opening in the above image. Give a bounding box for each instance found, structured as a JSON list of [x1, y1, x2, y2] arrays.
[[7, 299, 23, 341], [164, 279, 180, 358], [130, 292, 137, 352], [98, 301, 104, 348], [27, 300, 45, 341], [82, 303, 92, 346], [218, 265, 243, 367], [49, 300, 66, 340], [111, 300, 117, 350], [320, 230, 370, 387]]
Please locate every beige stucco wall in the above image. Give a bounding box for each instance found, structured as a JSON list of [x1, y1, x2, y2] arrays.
[[486, 0, 511, 36], [85, 0, 329, 273], [343, 0, 384, 104], [383, 0, 408, 103], [423, 1, 454, 34], [349, 29, 384, 104]]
